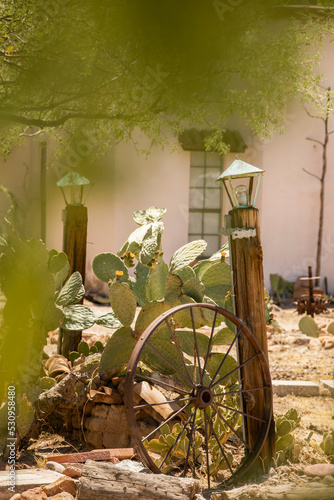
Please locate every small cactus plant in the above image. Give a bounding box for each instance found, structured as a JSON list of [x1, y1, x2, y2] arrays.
[[275, 408, 301, 464], [299, 315, 319, 337]]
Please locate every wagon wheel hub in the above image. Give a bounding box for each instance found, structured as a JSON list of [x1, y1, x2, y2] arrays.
[[193, 386, 214, 409]]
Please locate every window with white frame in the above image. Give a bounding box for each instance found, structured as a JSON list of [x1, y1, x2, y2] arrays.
[[188, 151, 223, 258]]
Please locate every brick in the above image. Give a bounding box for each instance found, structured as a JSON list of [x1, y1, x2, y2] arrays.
[[46, 448, 135, 464], [42, 477, 77, 497], [272, 380, 319, 397]]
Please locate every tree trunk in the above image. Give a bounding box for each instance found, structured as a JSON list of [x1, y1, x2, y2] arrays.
[[77, 460, 201, 500], [227, 207, 275, 472]]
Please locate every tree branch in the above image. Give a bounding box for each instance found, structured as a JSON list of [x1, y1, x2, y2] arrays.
[[302, 168, 321, 181], [303, 105, 325, 122], [306, 137, 324, 146]]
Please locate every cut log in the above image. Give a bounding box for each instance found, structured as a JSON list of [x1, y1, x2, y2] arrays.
[[77, 460, 201, 500], [211, 484, 334, 500], [47, 448, 135, 464], [133, 381, 181, 420]]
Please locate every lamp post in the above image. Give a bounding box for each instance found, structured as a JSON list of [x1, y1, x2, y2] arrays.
[[216, 159, 275, 473], [57, 172, 91, 357]]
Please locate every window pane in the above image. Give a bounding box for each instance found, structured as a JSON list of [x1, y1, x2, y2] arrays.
[[206, 152, 222, 167], [203, 212, 220, 234], [189, 212, 202, 234], [188, 234, 202, 243], [190, 152, 205, 167], [203, 235, 220, 258], [189, 188, 204, 209], [205, 167, 222, 188], [204, 188, 221, 209], [190, 167, 205, 188]]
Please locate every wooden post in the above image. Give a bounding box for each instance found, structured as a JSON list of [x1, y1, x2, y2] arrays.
[[59, 204, 88, 357], [227, 207, 275, 472]]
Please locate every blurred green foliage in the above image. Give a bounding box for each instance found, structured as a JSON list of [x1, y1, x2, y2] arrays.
[[0, 0, 333, 160]]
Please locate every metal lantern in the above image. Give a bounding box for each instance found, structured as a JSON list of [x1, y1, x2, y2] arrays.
[[216, 159, 264, 208], [57, 172, 91, 206]]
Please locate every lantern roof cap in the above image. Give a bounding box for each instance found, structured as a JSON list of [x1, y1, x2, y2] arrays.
[[57, 172, 91, 187], [216, 159, 264, 181]]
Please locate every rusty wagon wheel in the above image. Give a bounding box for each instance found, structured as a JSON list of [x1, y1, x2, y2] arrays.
[[124, 303, 273, 488]]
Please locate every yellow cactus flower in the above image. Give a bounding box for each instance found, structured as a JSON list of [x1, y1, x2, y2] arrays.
[[115, 270, 124, 277]]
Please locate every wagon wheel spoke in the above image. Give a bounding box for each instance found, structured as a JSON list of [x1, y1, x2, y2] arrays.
[[209, 326, 242, 388], [202, 310, 218, 376], [205, 407, 234, 476], [182, 407, 197, 478], [134, 373, 189, 396], [213, 404, 250, 449], [134, 397, 194, 411], [142, 402, 192, 442], [146, 341, 196, 389], [214, 402, 266, 423], [213, 386, 269, 398], [165, 318, 194, 386], [158, 407, 197, 470], [211, 352, 259, 389], [204, 409, 211, 489], [190, 308, 203, 385]]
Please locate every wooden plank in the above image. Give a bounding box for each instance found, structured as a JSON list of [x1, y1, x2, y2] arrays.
[[77, 460, 201, 500], [47, 448, 136, 464], [133, 381, 180, 420], [212, 484, 334, 500]]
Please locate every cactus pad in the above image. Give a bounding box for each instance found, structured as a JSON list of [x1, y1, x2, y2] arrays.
[[201, 262, 231, 305], [181, 276, 205, 303], [169, 240, 207, 273], [174, 330, 210, 357], [164, 274, 183, 306], [133, 206, 167, 225], [298, 315, 319, 337], [131, 263, 150, 307], [99, 326, 135, 375], [327, 322, 334, 334], [56, 271, 84, 306], [146, 260, 169, 302], [212, 327, 235, 345], [172, 295, 205, 329], [205, 352, 238, 385], [135, 301, 168, 336], [92, 253, 128, 283], [61, 304, 95, 330], [175, 266, 195, 283], [109, 281, 137, 326], [95, 312, 123, 329]]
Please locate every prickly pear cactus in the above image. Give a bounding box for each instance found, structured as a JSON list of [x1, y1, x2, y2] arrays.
[[327, 322, 334, 334], [109, 281, 137, 327], [201, 262, 231, 307], [131, 262, 150, 307], [56, 271, 84, 306], [164, 274, 183, 306], [320, 431, 334, 457], [275, 408, 301, 464], [181, 276, 205, 303], [299, 316, 319, 337]]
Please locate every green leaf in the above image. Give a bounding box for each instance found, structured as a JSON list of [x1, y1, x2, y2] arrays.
[[61, 304, 95, 330], [169, 240, 207, 273]]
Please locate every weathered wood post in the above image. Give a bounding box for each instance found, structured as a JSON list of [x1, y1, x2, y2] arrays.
[[56, 172, 91, 357], [218, 159, 275, 473]]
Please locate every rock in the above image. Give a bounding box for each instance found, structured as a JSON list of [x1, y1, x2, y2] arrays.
[[322, 475, 334, 485], [9, 494, 22, 500], [323, 339, 334, 349], [293, 337, 311, 346], [62, 465, 82, 478], [48, 493, 75, 500], [21, 488, 48, 499], [304, 463, 334, 477], [269, 467, 277, 477], [46, 462, 66, 474], [42, 477, 77, 497]]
